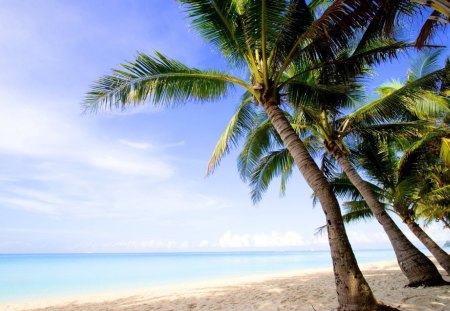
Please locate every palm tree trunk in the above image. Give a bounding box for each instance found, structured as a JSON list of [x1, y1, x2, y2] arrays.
[[334, 152, 446, 287], [403, 216, 450, 275], [262, 102, 380, 311]]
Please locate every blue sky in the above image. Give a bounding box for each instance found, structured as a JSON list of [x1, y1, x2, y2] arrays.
[[0, 1, 448, 253]]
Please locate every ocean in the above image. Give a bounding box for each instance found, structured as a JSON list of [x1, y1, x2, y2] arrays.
[[0, 249, 400, 303]]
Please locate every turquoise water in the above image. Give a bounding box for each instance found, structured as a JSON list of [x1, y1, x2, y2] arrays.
[[0, 250, 397, 303]]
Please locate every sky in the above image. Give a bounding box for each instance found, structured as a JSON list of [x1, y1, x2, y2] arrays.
[[0, 0, 448, 253]]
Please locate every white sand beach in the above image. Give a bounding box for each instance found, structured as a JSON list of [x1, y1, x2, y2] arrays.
[[2, 259, 449, 311]]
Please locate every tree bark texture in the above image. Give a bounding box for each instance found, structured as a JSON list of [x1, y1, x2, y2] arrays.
[[403, 216, 450, 275], [334, 152, 446, 287], [263, 102, 380, 310]]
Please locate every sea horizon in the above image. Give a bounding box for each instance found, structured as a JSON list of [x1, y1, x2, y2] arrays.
[[0, 247, 402, 255], [0, 249, 409, 304]]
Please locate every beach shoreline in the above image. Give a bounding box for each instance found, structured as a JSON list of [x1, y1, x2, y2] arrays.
[[1, 258, 449, 311]]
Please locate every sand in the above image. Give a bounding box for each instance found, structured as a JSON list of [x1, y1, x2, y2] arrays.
[[1, 259, 449, 311]]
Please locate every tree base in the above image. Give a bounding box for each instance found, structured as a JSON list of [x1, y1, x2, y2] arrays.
[[376, 304, 401, 311], [336, 303, 400, 311], [406, 276, 450, 287]]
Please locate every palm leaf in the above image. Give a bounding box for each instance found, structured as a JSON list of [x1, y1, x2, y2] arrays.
[[207, 92, 256, 175], [84, 52, 251, 111], [393, 176, 421, 210], [287, 80, 357, 111], [396, 130, 450, 181], [415, 10, 444, 48], [350, 121, 432, 140], [249, 148, 293, 203], [440, 137, 450, 166], [346, 67, 450, 125], [275, 0, 385, 84], [342, 200, 374, 223], [270, 0, 314, 70], [407, 50, 442, 82], [237, 119, 281, 181], [178, 0, 248, 66]]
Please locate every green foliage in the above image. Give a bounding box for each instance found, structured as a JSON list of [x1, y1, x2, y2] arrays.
[[407, 50, 442, 82], [440, 138, 450, 166], [84, 52, 238, 111], [207, 93, 256, 175], [342, 201, 374, 223], [347, 67, 450, 126], [249, 149, 293, 203]]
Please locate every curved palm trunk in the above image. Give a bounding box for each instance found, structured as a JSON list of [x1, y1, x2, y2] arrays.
[[334, 152, 446, 287], [263, 102, 380, 311], [403, 216, 450, 275]]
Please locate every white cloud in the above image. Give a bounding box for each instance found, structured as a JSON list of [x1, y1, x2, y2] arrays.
[[119, 139, 151, 150], [0, 95, 175, 179], [199, 240, 209, 247], [160, 141, 186, 149], [219, 231, 306, 248], [215, 228, 397, 250], [89, 155, 172, 177], [423, 223, 449, 243], [346, 230, 390, 245], [0, 92, 229, 218]]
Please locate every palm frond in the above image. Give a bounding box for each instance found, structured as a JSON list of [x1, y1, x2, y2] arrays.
[[416, 185, 450, 226], [279, 154, 294, 197], [350, 121, 432, 140], [321, 153, 339, 181], [237, 119, 281, 181], [275, 0, 384, 84], [178, 0, 248, 66], [249, 148, 293, 203], [330, 40, 415, 81], [354, 136, 396, 188], [314, 224, 328, 236], [353, 0, 414, 51], [270, 0, 314, 70], [84, 52, 250, 111], [393, 176, 421, 209], [419, 185, 450, 206], [415, 10, 444, 48], [207, 92, 256, 175], [347, 67, 450, 125], [407, 49, 442, 82], [440, 137, 450, 166], [329, 174, 363, 201], [329, 173, 384, 201], [342, 200, 374, 223], [397, 130, 450, 181], [286, 80, 357, 111]]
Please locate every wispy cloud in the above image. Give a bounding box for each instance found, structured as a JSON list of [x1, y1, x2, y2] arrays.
[[0, 91, 229, 219], [218, 231, 306, 248], [215, 229, 395, 250], [119, 139, 151, 150], [89, 155, 172, 177]]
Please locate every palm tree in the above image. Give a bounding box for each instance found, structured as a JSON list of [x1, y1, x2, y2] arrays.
[[85, 1, 396, 309], [209, 48, 450, 285], [326, 64, 450, 285], [334, 53, 450, 275], [334, 127, 450, 275]]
